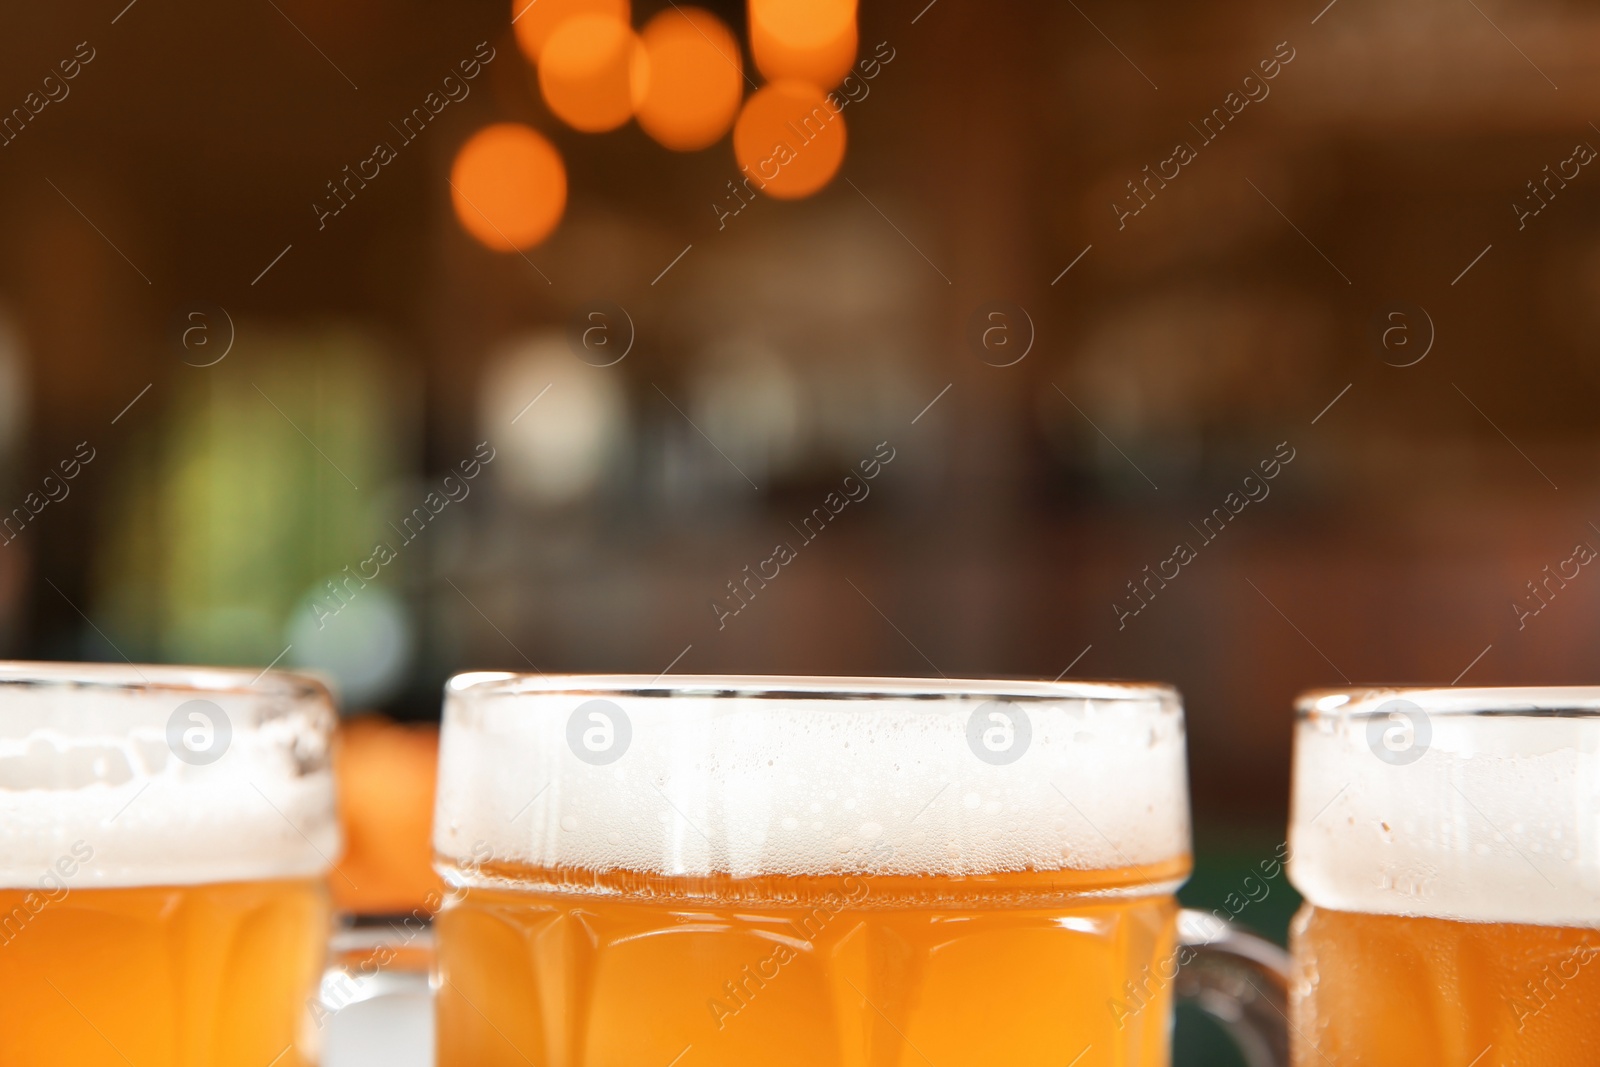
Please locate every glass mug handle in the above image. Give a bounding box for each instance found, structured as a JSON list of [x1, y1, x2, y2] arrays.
[[313, 921, 438, 1066], [1174, 908, 1291, 1067]]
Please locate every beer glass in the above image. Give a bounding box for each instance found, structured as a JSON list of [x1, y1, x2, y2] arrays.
[[0, 662, 340, 1067], [433, 674, 1290, 1066], [1289, 686, 1600, 1065]]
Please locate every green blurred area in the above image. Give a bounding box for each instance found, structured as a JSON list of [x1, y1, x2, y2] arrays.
[[87, 327, 420, 707]]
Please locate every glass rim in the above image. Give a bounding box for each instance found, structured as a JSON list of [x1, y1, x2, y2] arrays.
[[0, 659, 330, 702], [445, 671, 1178, 704], [1296, 684, 1600, 719]]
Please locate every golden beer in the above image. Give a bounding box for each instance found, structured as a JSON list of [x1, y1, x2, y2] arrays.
[[436, 864, 1186, 1066], [0, 879, 329, 1067], [1291, 907, 1600, 1065], [0, 663, 341, 1067], [433, 675, 1209, 1067], [1289, 687, 1600, 1067]]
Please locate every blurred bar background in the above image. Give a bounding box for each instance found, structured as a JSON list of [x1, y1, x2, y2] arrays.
[[2, 7, 1598, 1053]]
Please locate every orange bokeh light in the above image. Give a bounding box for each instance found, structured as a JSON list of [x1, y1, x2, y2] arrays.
[[732, 79, 847, 200], [538, 13, 649, 133], [511, 0, 629, 63], [450, 123, 567, 251], [749, 0, 858, 89], [636, 7, 744, 152]]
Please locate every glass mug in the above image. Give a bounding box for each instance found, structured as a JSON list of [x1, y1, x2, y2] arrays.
[[0, 662, 340, 1067], [433, 674, 1290, 1066], [1289, 686, 1600, 1065]]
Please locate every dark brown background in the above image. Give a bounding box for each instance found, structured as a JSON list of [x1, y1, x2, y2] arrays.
[[1, 0, 1597, 884]]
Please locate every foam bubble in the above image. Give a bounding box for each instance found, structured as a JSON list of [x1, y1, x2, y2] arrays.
[[0, 663, 340, 890], [1289, 687, 1600, 926], [433, 675, 1190, 881]]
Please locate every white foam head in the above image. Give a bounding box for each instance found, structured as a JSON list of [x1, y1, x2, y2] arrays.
[[1289, 687, 1600, 926], [0, 662, 340, 890], [433, 674, 1190, 884]]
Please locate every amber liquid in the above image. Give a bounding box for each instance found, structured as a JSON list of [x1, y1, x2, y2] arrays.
[[0, 878, 329, 1067], [1291, 904, 1600, 1066], [436, 859, 1188, 1067]]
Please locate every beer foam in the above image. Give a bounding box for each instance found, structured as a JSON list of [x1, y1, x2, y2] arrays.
[[1290, 687, 1600, 927], [433, 675, 1190, 883], [0, 663, 340, 890]]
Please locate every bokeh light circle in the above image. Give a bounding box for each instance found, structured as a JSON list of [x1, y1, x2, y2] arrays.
[[538, 13, 649, 133], [450, 123, 568, 251], [733, 80, 847, 200], [749, 0, 857, 88], [512, 0, 630, 63], [637, 7, 744, 151]]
